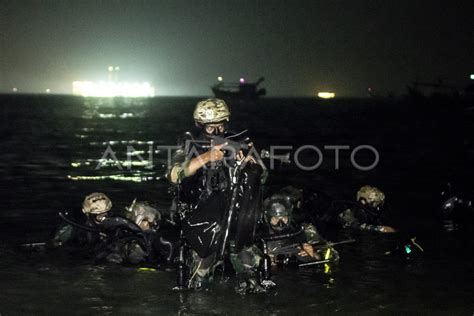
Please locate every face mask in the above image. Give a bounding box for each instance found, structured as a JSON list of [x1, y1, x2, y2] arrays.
[[359, 199, 383, 222], [270, 215, 289, 232], [204, 124, 225, 137], [92, 212, 108, 223]]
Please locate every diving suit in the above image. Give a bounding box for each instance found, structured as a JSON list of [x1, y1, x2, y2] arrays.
[[168, 98, 266, 293]]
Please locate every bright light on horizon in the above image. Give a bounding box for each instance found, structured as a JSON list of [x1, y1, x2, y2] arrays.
[[317, 92, 336, 99], [72, 81, 155, 97]]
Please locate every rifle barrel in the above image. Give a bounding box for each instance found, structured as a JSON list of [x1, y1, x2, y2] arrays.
[[311, 239, 356, 249], [21, 242, 46, 248], [299, 259, 331, 267]]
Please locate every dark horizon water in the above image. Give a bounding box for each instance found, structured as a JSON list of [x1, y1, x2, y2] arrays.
[[1, 94, 473, 314]]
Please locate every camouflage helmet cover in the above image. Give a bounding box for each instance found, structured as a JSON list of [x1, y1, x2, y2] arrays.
[[193, 98, 230, 125], [82, 192, 112, 215], [357, 185, 385, 207]]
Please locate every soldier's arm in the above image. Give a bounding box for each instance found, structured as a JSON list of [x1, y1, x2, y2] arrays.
[[358, 223, 397, 233], [338, 209, 396, 233], [168, 144, 226, 184]]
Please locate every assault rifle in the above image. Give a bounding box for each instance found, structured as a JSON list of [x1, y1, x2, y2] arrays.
[[183, 130, 291, 164], [270, 238, 356, 257]]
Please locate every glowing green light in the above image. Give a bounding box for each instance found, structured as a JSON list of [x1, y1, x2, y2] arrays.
[[471, 74, 474, 80], [138, 267, 156, 272], [324, 248, 331, 260], [404, 245, 412, 254]]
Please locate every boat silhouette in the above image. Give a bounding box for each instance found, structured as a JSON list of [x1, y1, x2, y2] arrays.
[[211, 77, 266, 101]]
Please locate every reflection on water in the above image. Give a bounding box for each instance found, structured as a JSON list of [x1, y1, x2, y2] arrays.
[[67, 174, 159, 182], [1, 95, 474, 313], [66, 98, 172, 182]]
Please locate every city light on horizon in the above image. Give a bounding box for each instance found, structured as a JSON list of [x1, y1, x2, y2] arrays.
[[72, 81, 155, 97], [2, 2, 471, 97], [317, 92, 336, 99]]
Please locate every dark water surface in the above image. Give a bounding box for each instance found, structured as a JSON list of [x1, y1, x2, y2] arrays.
[[1, 95, 473, 314]]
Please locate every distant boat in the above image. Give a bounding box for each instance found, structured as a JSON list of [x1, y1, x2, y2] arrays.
[[211, 77, 266, 101], [406, 81, 459, 99], [406, 80, 474, 108]]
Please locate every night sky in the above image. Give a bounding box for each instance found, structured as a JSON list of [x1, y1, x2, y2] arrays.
[[1, 0, 472, 97]]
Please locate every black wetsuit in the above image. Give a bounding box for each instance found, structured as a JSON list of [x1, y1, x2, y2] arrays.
[[171, 130, 263, 266], [96, 225, 179, 265]]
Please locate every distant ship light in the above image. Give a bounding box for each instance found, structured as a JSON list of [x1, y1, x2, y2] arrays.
[[239, 78, 245, 84], [471, 74, 474, 80], [318, 92, 335, 99], [217, 76, 223, 82]]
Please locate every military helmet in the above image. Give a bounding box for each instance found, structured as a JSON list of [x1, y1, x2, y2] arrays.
[[125, 199, 161, 228], [263, 194, 293, 223], [82, 192, 112, 215], [193, 98, 230, 125], [279, 186, 304, 209], [357, 185, 385, 208]]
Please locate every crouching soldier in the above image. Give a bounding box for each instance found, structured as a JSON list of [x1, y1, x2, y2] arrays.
[[310, 185, 397, 234], [336, 186, 397, 233], [48, 192, 114, 252], [121, 200, 179, 265], [260, 193, 339, 267]]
